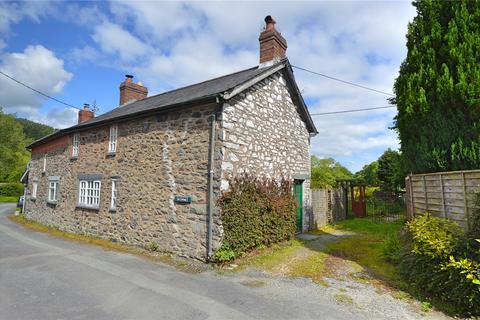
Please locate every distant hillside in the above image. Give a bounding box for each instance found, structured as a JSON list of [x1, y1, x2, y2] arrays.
[[15, 118, 55, 142], [0, 109, 56, 182]]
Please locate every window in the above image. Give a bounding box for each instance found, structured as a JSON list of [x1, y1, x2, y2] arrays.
[[78, 180, 101, 208], [110, 179, 118, 210], [72, 133, 80, 157], [43, 156, 47, 173], [47, 177, 59, 203], [32, 181, 38, 199], [108, 125, 118, 153]]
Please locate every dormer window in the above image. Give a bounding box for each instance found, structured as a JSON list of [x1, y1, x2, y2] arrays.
[[72, 133, 80, 157], [108, 125, 118, 154]]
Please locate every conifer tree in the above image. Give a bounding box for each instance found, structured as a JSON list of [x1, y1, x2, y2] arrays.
[[393, 0, 480, 173]]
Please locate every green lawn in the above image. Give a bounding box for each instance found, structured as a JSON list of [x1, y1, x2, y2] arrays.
[[324, 218, 404, 285], [0, 195, 18, 203]]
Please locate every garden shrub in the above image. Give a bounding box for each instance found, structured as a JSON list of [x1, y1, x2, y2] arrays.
[[398, 213, 480, 316], [0, 183, 24, 197], [217, 175, 297, 260]]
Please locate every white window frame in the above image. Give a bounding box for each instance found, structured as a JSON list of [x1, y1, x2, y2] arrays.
[[108, 125, 118, 153], [48, 179, 59, 203], [110, 179, 118, 210], [32, 181, 38, 199], [43, 156, 47, 173], [78, 180, 101, 209], [72, 133, 80, 157]]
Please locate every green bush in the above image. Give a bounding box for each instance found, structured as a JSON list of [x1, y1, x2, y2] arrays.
[[398, 213, 480, 316], [381, 233, 402, 264], [214, 244, 237, 262], [217, 175, 297, 260], [0, 183, 24, 197]]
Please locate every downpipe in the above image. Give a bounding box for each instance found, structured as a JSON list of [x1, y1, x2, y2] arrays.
[[206, 112, 216, 261]]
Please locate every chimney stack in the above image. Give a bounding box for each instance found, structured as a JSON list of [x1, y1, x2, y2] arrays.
[[258, 15, 287, 66], [78, 104, 94, 124], [119, 74, 148, 106]]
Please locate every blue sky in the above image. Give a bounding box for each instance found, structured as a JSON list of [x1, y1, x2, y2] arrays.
[[0, 1, 416, 173]]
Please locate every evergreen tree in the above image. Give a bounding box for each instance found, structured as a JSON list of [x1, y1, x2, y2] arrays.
[[393, 0, 480, 173]]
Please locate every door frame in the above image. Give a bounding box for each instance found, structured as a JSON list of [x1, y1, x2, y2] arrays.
[[294, 179, 304, 233]]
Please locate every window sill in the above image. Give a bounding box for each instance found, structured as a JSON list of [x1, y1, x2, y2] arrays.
[[108, 208, 117, 213], [106, 151, 116, 157], [47, 200, 57, 206], [30, 198, 36, 202], [76, 204, 100, 211], [70, 156, 78, 161]]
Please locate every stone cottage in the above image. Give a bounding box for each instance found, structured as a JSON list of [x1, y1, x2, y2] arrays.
[[24, 16, 317, 260]]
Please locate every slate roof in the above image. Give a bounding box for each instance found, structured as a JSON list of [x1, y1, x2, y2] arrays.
[[28, 59, 316, 148]]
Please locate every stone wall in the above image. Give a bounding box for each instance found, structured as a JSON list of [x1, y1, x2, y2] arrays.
[[25, 103, 222, 259], [219, 71, 312, 231], [310, 188, 347, 229]]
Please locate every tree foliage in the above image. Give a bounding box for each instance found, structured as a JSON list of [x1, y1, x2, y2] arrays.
[[310, 156, 353, 189], [0, 109, 54, 182], [393, 0, 480, 173], [16, 117, 55, 142], [354, 161, 380, 186], [377, 149, 405, 193]]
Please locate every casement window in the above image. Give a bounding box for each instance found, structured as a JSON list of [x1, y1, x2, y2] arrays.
[[78, 180, 101, 209], [72, 133, 80, 157], [108, 125, 118, 153], [43, 156, 47, 173], [110, 179, 118, 210], [47, 176, 60, 204], [32, 181, 38, 199]]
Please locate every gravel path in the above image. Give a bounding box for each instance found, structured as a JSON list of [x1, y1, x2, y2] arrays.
[[218, 229, 452, 320]]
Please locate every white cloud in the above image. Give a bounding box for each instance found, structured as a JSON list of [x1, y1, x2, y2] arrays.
[[0, 1, 53, 34], [0, 45, 74, 128], [92, 22, 151, 62]]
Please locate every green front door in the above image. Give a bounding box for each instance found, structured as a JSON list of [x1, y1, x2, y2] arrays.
[[294, 181, 303, 232]]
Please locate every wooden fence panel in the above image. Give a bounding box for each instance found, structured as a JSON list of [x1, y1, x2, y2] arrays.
[[405, 169, 480, 229]]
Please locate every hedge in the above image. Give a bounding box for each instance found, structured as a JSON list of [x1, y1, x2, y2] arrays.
[[216, 175, 297, 261], [0, 183, 24, 197], [397, 212, 480, 316]]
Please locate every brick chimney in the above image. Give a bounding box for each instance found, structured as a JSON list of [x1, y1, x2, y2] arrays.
[[119, 74, 148, 106], [259, 15, 287, 66], [78, 104, 94, 124]]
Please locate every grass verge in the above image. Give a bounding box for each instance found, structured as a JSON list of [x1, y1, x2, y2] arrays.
[[8, 214, 205, 273], [0, 195, 17, 203]]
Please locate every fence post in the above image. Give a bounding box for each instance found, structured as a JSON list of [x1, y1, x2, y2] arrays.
[[439, 174, 446, 219], [407, 175, 415, 219], [423, 175, 428, 212], [461, 172, 469, 230]]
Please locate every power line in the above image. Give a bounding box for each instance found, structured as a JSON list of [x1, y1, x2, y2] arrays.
[[0, 70, 82, 110], [292, 65, 395, 97], [310, 105, 396, 116]]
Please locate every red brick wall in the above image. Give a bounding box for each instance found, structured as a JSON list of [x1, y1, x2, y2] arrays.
[[31, 135, 70, 155]]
